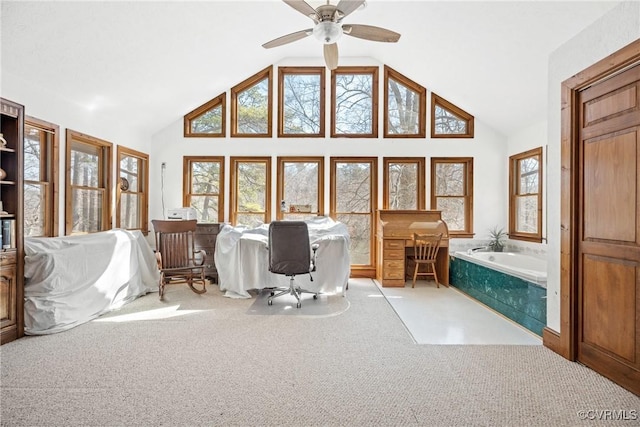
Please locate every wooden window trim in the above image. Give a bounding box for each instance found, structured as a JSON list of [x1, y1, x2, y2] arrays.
[[182, 156, 225, 224], [383, 66, 427, 138], [330, 156, 378, 277], [276, 156, 324, 220], [382, 157, 425, 209], [116, 145, 149, 233], [65, 129, 112, 235], [278, 67, 326, 138], [231, 66, 273, 138], [229, 156, 271, 226], [431, 93, 475, 138], [509, 147, 543, 242], [24, 116, 59, 237], [331, 66, 379, 138], [431, 157, 474, 237], [183, 93, 226, 138]]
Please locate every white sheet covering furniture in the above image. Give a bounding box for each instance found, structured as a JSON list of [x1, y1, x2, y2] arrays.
[[23, 229, 160, 335], [215, 217, 350, 298]]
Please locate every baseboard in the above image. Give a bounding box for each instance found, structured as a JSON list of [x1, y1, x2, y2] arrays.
[[542, 326, 569, 359]]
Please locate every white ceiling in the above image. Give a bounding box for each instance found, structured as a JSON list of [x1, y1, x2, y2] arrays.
[[1, 0, 621, 138]]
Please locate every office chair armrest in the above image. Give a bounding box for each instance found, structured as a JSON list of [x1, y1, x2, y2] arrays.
[[193, 248, 207, 266], [311, 243, 319, 272]]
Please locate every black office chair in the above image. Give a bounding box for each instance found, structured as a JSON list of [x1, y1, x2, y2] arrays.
[[267, 221, 319, 308]]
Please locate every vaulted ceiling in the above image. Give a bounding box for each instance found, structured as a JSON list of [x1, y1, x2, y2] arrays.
[[1, 1, 621, 138]]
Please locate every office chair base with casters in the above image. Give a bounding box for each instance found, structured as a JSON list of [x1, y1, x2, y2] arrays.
[[266, 221, 319, 308]]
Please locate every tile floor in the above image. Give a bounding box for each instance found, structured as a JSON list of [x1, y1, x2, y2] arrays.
[[372, 278, 542, 345]]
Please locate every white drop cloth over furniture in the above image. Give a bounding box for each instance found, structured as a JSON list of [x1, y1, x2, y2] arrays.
[[215, 217, 350, 298], [23, 229, 160, 335]]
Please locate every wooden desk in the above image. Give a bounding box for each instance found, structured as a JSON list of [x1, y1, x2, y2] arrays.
[[376, 210, 450, 287]]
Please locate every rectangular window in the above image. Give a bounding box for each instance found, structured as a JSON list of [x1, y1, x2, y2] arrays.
[[276, 157, 324, 220], [65, 129, 112, 235], [383, 157, 425, 210], [24, 117, 59, 237], [117, 146, 148, 232], [183, 156, 224, 223], [278, 67, 325, 137], [330, 157, 377, 272], [509, 147, 543, 242], [230, 157, 271, 227], [331, 67, 378, 137], [431, 157, 474, 237]]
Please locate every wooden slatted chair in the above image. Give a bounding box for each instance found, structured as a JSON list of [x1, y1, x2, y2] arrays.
[[152, 219, 207, 300], [407, 233, 443, 288]]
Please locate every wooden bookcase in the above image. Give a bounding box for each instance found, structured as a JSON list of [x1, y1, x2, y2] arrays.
[[0, 98, 24, 345]]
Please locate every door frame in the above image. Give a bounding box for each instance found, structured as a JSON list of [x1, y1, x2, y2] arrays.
[[544, 38, 640, 359]]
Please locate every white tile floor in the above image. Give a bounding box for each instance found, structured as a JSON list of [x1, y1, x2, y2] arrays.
[[372, 278, 542, 345]]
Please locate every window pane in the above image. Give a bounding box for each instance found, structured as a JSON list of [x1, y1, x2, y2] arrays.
[[120, 156, 139, 192], [336, 214, 370, 265], [238, 162, 266, 212], [434, 105, 467, 135], [335, 162, 371, 213], [387, 78, 420, 135], [71, 188, 103, 233], [70, 142, 99, 187], [191, 161, 221, 194], [120, 193, 141, 229], [190, 195, 219, 223], [24, 125, 44, 181], [283, 74, 321, 134], [516, 195, 538, 233], [283, 162, 318, 212], [236, 213, 265, 228], [435, 163, 464, 196], [237, 78, 269, 134], [388, 162, 418, 209], [24, 183, 46, 237], [335, 73, 373, 134], [436, 197, 465, 231], [191, 105, 222, 134], [519, 156, 539, 194]]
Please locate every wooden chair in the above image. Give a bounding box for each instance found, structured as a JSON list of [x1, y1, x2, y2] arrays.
[[152, 219, 207, 300], [407, 233, 442, 288]]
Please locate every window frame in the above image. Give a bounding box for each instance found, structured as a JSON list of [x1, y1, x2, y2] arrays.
[[116, 145, 149, 233], [509, 147, 543, 242], [276, 156, 324, 220], [278, 67, 326, 138], [183, 156, 225, 224], [431, 93, 475, 138], [383, 66, 426, 138], [229, 156, 271, 226], [383, 157, 425, 210], [24, 116, 59, 237], [430, 157, 474, 237], [183, 93, 226, 138], [330, 156, 377, 276], [65, 129, 112, 235], [231, 66, 273, 138], [331, 66, 379, 138]]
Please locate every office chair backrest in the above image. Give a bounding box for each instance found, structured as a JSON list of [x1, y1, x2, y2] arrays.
[[152, 219, 198, 269], [268, 221, 311, 276]]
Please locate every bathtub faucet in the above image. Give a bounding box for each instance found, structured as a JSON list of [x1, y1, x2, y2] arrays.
[[467, 246, 488, 254]]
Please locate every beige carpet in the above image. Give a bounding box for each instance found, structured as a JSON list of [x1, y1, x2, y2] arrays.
[[1, 279, 638, 426]]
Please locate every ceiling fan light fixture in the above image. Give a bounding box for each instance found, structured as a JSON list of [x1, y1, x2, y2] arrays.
[[313, 21, 343, 44]]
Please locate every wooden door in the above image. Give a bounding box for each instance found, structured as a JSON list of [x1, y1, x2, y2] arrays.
[[577, 63, 640, 394]]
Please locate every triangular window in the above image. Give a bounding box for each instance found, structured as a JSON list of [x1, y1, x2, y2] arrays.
[[431, 93, 474, 138], [184, 93, 226, 137], [231, 66, 273, 137], [384, 66, 426, 138]]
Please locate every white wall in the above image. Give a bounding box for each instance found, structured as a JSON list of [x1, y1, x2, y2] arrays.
[[2, 71, 153, 234], [150, 57, 508, 246], [546, 0, 640, 332]]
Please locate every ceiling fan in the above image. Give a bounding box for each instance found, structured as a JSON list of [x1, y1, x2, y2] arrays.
[[262, 0, 401, 70]]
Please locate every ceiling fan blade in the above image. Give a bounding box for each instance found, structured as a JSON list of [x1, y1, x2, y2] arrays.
[[262, 29, 313, 49], [343, 24, 401, 43], [324, 43, 339, 70], [336, 0, 365, 18], [283, 0, 319, 21]]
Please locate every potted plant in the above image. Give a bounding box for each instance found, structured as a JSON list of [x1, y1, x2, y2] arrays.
[[488, 226, 507, 252]]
